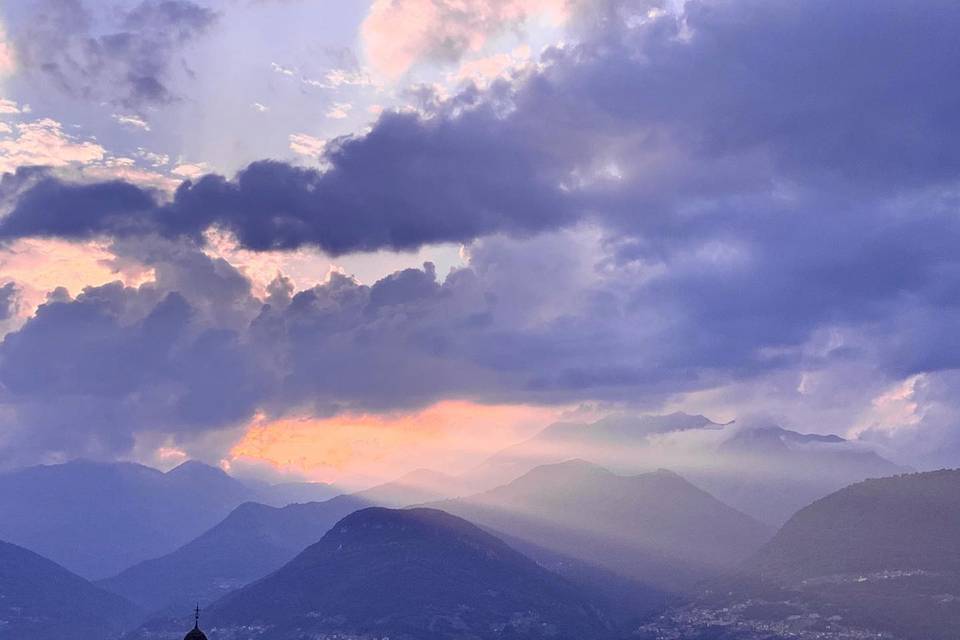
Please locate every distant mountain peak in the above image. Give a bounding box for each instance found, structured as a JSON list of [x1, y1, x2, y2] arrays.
[[541, 411, 723, 443], [722, 425, 850, 453], [354, 467, 461, 507], [394, 467, 454, 484], [429, 460, 771, 593], [508, 459, 615, 483], [165, 460, 230, 477], [537, 458, 608, 471]]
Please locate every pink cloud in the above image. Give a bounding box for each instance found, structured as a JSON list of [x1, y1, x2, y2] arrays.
[[0, 23, 14, 76], [0, 238, 156, 327], [289, 133, 327, 158], [0, 118, 105, 174], [361, 0, 569, 77], [453, 44, 533, 86]]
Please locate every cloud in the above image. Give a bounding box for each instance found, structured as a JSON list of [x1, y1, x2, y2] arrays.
[[9, 0, 960, 255], [4, 0, 960, 467], [0, 21, 14, 76], [0, 98, 23, 114], [0, 281, 18, 321], [112, 113, 151, 131], [10, 0, 217, 107], [228, 400, 557, 486], [171, 162, 211, 179], [361, 0, 569, 77], [0, 118, 106, 174], [0, 106, 570, 252], [310, 68, 376, 89], [136, 148, 170, 167], [325, 102, 352, 119], [0, 235, 559, 463], [271, 61, 295, 77], [288, 133, 326, 158], [857, 371, 960, 470], [0, 242, 267, 465], [452, 44, 532, 87]]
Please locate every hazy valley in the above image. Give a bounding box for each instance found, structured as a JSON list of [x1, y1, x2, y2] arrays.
[[0, 414, 952, 640]]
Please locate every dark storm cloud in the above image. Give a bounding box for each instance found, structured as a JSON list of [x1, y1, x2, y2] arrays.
[[0, 107, 571, 253], [4, 0, 960, 464], [5, 0, 960, 247], [7, 0, 216, 107], [0, 246, 270, 464], [6, 0, 960, 374]]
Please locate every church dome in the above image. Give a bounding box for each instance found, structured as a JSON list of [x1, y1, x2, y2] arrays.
[[184, 625, 208, 640]]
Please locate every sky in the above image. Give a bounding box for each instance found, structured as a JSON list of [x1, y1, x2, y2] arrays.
[[0, 0, 959, 486]]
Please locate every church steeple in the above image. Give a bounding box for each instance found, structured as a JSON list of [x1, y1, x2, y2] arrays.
[[183, 604, 208, 640]]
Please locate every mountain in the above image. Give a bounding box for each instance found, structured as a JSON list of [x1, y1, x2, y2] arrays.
[[752, 469, 960, 583], [690, 425, 909, 525], [0, 459, 254, 579], [353, 467, 463, 506], [128, 508, 614, 640], [99, 467, 465, 612], [99, 494, 371, 612], [253, 481, 340, 506], [465, 413, 906, 526], [0, 538, 141, 640], [462, 412, 722, 491], [667, 469, 960, 640], [431, 460, 771, 591], [489, 529, 673, 627]]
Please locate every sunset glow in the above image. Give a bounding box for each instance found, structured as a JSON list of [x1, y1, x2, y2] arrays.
[[228, 401, 563, 487]]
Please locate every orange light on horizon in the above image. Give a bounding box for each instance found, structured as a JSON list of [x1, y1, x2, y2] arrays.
[[227, 400, 563, 487]]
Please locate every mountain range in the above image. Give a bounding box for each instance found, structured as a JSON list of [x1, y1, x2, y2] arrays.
[[640, 469, 960, 640], [0, 460, 254, 579], [464, 412, 906, 525], [98, 466, 470, 613], [0, 416, 930, 640], [430, 459, 772, 591], [0, 458, 460, 583], [103, 459, 769, 618], [695, 425, 909, 525], [128, 508, 614, 640], [2, 455, 954, 640], [98, 495, 372, 612]]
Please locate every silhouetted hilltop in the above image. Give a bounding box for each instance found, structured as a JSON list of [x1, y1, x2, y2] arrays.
[[100, 466, 466, 611], [99, 495, 371, 612], [0, 538, 141, 640], [132, 507, 612, 640], [721, 469, 960, 640], [751, 468, 960, 582]]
